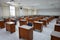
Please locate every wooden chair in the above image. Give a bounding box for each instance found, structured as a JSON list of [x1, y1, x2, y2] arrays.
[[10, 18, 17, 25], [51, 31, 60, 40], [19, 25, 33, 40], [5, 22, 15, 33], [33, 21, 43, 32], [56, 20, 60, 24], [55, 24, 60, 32], [4, 18, 10, 22], [39, 19, 47, 27], [28, 18, 34, 24], [0, 20, 5, 28], [19, 20, 27, 26]]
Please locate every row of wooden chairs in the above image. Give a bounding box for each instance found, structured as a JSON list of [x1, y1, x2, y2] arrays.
[[51, 18, 60, 40], [0, 16, 55, 40], [0, 18, 16, 33], [19, 16, 55, 31], [19, 16, 55, 40]]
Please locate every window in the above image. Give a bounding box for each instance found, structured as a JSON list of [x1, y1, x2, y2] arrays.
[[10, 6, 15, 17]]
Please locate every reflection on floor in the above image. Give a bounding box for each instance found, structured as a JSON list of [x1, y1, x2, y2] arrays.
[[0, 19, 56, 40]]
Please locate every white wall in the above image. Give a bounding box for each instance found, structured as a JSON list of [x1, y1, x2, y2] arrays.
[[28, 9, 32, 15], [0, 5, 37, 18], [0, 6, 3, 18], [20, 9, 25, 16], [37, 9, 60, 16], [27, 9, 37, 15], [23, 9, 28, 16], [2, 6, 10, 18], [15, 7, 20, 17], [33, 9, 37, 15], [15, 8, 37, 16]]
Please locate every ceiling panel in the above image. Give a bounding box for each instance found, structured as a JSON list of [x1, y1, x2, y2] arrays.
[[0, 0, 60, 9]]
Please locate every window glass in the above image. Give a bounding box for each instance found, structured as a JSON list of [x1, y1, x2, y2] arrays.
[[10, 6, 15, 17]]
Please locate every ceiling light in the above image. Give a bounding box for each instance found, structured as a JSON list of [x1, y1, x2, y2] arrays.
[[10, 0, 14, 2]]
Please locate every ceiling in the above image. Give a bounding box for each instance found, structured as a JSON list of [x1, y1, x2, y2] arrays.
[[0, 0, 60, 9]]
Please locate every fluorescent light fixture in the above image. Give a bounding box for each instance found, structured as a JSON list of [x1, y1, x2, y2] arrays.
[[6, 2, 16, 5], [6, 1, 20, 6]]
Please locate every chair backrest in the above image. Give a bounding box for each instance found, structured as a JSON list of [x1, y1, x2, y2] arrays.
[[20, 21, 27, 26], [55, 24, 60, 32]]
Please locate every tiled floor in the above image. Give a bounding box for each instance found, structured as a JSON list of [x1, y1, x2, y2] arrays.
[[0, 19, 56, 40]]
